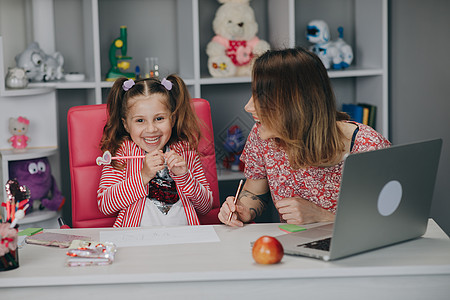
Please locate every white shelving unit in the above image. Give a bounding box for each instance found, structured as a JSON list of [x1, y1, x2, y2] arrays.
[[1, 0, 388, 214], [0, 38, 60, 225]]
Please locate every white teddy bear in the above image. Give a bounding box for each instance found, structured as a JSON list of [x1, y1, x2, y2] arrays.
[[206, 0, 270, 77]]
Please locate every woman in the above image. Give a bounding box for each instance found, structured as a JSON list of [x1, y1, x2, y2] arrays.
[[218, 47, 390, 226]]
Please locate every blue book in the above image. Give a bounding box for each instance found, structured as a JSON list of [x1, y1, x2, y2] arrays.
[[342, 104, 363, 123]]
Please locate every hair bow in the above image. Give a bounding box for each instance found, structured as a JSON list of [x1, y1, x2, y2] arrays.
[[161, 78, 173, 91], [17, 116, 30, 125], [122, 79, 135, 91]]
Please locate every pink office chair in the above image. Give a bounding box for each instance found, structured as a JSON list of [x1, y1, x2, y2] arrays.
[[67, 98, 220, 228]]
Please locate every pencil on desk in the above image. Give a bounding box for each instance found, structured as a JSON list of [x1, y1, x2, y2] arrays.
[[227, 179, 244, 224]]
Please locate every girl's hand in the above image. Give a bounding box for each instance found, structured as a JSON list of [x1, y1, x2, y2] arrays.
[[164, 150, 187, 176], [218, 196, 252, 227], [141, 150, 165, 185], [275, 197, 335, 225]]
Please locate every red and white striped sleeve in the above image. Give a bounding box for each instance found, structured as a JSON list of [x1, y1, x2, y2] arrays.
[[97, 140, 147, 217], [171, 142, 213, 215]]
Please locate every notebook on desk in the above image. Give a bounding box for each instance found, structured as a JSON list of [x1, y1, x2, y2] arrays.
[[275, 138, 442, 261]]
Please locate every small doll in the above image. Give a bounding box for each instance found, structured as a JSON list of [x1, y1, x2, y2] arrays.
[[8, 116, 30, 151]]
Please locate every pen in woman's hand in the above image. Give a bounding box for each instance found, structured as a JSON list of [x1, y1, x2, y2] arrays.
[[227, 179, 244, 224]]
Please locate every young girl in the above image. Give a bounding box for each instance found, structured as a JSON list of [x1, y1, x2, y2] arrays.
[[218, 47, 391, 226], [97, 75, 213, 227]]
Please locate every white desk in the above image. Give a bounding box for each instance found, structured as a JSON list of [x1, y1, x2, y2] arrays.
[[1, 220, 450, 299]]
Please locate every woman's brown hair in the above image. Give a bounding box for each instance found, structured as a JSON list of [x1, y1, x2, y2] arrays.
[[251, 47, 349, 169], [100, 74, 201, 168]]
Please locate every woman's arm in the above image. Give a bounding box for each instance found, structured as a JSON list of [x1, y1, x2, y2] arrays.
[[275, 197, 335, 224], [218, 178, 269, 226]]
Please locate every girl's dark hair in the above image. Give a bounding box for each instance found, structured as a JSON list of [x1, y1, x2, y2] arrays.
[[251, 47, 349, 168], [100, 74, 201, 168]]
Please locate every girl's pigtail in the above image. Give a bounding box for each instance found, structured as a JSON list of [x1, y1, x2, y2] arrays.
[[166, 74, 201, 150], [100, 78, 129, 167]]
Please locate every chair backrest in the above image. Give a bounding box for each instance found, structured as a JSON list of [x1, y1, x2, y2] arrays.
[[67, 98, 220, 228]]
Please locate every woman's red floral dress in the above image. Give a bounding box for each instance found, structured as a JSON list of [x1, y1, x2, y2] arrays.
[[240, 122, 391, 219]]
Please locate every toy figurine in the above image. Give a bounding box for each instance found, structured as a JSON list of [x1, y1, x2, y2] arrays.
[[5, 67, 28, 89], [8, 116, 30, 152], [223, 125, 246, 171], [15, 42, 64, 82], [106, 26, 135, 81], [9, 158, 65, 212], [306, 20, 353, 70]]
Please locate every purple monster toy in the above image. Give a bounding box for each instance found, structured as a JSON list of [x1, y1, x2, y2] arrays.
[[9, 157, 65, 212]]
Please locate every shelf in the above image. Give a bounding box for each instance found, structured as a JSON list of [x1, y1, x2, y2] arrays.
[[100, 81, 114, 88], [199, 77, 252, 85], [17, 209, 58, 225], [328, 67, 384, 78], [199, 67, 384, 85], [0, 87, 55, 97], [217, 167, 245, 181], [25, 67, 385, 91], [28, 80, 97, 89], [0, 148, 58, 161]]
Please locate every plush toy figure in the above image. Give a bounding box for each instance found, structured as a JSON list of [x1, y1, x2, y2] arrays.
[[15, 42, 64, 82], [8, 116, 30, 152], [206, 0, 270, 77], [223, 125, 246, 171], [306, 20, 353, 70], [9, 158, 65, 212]]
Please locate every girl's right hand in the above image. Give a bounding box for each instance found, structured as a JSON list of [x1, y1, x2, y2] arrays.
[[141, 150, 166, 185], [218, 196, 252, 227]]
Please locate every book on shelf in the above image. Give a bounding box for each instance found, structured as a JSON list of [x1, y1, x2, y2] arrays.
[[341, 103, 377, 129], [358, 103, 377, 129]]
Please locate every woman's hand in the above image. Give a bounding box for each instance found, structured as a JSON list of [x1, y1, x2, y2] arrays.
[[218, 178, 269, 226], [275, 197, 335, 225], [218, 196, 253, 227], [141, 150, 165, 185], [164, 150, 188, 176]]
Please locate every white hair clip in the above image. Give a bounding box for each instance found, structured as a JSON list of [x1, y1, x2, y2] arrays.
[[122, 79, 135, 91], [161, 78, 173, 90]]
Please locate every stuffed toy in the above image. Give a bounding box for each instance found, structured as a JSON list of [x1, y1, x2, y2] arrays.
[[9, 158, 65, 212], [206, 0, 270, 77], [15, 42, 64, 82], [8, 116, 30, 152]]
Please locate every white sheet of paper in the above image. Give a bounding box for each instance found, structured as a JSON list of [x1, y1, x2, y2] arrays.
[[99, 225, 220, 247]]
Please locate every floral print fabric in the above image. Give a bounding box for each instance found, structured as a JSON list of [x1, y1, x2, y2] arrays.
[[241, 122, 391, 217]]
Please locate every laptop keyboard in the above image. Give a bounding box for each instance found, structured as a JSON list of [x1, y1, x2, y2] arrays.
[[298, 237, 331, 251]]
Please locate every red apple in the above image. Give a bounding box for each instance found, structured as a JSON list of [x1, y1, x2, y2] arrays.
[[252, 235, 284, 264]]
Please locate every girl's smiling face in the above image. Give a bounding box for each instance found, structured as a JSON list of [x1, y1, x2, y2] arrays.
[[244, 96, 277, 140], [123, 94, 173, 153]]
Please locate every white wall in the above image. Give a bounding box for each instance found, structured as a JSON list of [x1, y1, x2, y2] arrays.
[[389, 0, 450, 235], [0, 0, 28, 69]]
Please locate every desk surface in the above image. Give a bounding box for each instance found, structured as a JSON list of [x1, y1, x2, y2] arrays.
[[1, 220, 450, 299]]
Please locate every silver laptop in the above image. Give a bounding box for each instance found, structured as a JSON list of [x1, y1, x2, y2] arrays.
[[275, 138, 442, 261]]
